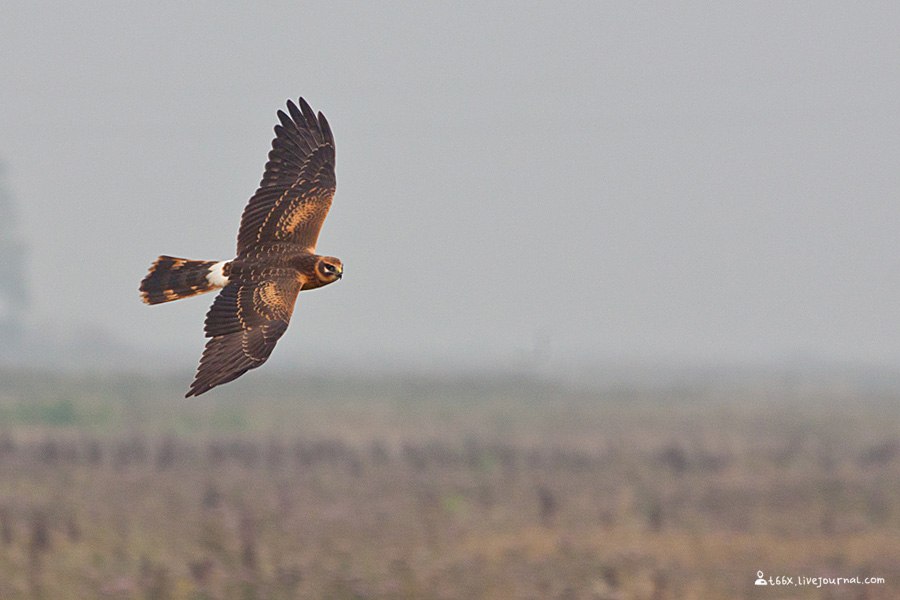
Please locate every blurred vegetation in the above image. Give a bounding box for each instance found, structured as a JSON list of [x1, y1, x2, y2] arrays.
[[0, 368, 898, 598]]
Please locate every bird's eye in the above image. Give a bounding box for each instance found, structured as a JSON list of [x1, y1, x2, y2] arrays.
[[323, 264, 335, 273]]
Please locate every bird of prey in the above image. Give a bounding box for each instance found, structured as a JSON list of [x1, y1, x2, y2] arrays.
[[139, 97, 342, 397]]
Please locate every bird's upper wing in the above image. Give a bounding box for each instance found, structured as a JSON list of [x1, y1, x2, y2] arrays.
[[236, 97, 336, 255], [186, 274, 303, 397]]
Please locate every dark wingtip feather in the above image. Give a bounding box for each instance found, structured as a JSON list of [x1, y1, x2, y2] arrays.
[[318, 112, 333, 145], [296, 97, 320, 133], [297, 97, 313, 117], [276, 109, 293, 130], [185, 379, 204, 397], [287, 99, 304, 128]]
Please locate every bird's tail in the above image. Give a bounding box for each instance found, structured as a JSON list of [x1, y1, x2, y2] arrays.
[[140, 256, 230, 305]]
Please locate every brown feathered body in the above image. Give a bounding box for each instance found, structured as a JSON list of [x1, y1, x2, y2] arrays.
[[139, 97, 342, 397], [226, 245, 342, 292]]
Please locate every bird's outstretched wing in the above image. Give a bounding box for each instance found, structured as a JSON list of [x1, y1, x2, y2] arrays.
[[186, 276, 302, 397], [236, 97, 336, 255]]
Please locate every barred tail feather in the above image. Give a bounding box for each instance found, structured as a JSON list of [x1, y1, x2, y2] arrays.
[[140, 256, 230, 305]]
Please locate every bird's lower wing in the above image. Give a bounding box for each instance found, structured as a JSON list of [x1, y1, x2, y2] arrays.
[[186, 278, 301, 397]]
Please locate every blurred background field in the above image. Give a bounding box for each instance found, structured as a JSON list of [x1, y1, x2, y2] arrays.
[[0, 368, 898, 599]]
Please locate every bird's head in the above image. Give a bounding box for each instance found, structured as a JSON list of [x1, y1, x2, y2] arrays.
[[315, 256, 343, 284]]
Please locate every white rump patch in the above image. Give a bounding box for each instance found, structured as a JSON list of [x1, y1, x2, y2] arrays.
[[206, 261, 230, 287]]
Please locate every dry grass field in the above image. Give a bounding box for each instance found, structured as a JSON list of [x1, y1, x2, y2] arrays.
[[0, 368, 898, 599]]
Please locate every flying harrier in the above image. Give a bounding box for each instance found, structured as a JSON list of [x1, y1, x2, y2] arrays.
[[140, 97, 342, 397]]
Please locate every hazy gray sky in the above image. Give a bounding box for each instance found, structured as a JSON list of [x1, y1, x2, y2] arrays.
[[2, 2, 900, 376]]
